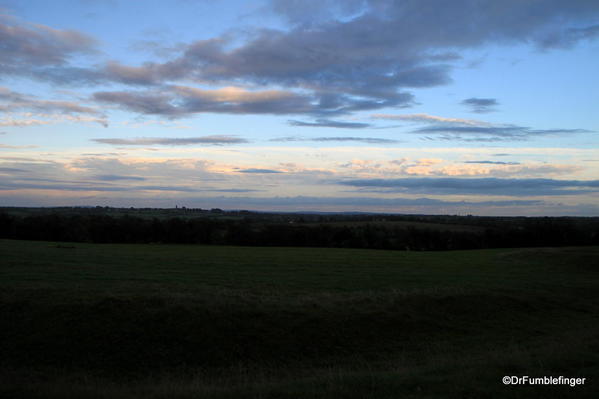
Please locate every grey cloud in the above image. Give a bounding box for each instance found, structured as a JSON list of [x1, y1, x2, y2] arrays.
[[81, 153, 121, 156], [0, 16, 96, 67], [310, 137, 398, 144], [0, 144, 38, 149], [205, 188, 264, 193], [92, 174, 146, 181], [338, 177, 599, 196], [0, 179, 263, 193], [311, 137, 399, 144], [26, 100, 100, 115], [464, 160, 521, 165], [29, 66, 106, 86], [461, 97, 499, 113], [92, 87, 324, 117], [117, 0, 596, 111], [0, 178, 213, 193], [0, 167, 28, 173], [413, 125, 590, 141], [237, 168, 284, 174], [0, 87, 107, 126], [538, 24, 599, 48], [92, 135, 248, 146], [372, 113, 486, 126], [93, 91, 181, 116], [270, 136, 400, 144], [3, 1, 599, 119], [270, 0, 366, 26], [0, 180, 129, 192], [102, 61, 163, 86], [174, 85, 318, 115], [0, 16, 99, 84], [288, 119, 372, 129]]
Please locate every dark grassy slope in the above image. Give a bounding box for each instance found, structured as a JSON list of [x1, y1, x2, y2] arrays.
[[1, 240, 598, 398]]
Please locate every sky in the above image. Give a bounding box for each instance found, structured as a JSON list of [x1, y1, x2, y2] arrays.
[[0, 0, 598, 215]]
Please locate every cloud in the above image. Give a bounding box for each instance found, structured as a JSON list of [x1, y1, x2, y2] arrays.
[[206, 188, 264, 193], [338, 177, 599, 196], [0, 114, 108, 128], [237, 168, 284, 174], [461, 98, 499, 113], [269, 0, 367, 26], [372, 113, 486, 126], [92, 86, 322, 117], [4, 2, 598, 119], [92, 90, 181, 117], [538, 24, 599, 48], [92, 135, 248, 146], [92, 174, 146, 181], [337, 158, 582, 178], [312, 137, 400, 144], [288, 119, 372, 129], [0, 117, 50, 127], [0, 14, 97, 72], [271, 136, 400, 144], [0, 180, 199, 193], [0, 167, 29, 173], [84, 0, 597, 114], [173, 85, 318, 115], [413, 125, 590, 141], [194, 195, 544, 208], [372, 112, 591, 142], [0, 15, 104, 86], [0, 87, 107, 126], [0, 143, 38, 149], [0, 87, 100, 114], [464, 160, 520, 165]]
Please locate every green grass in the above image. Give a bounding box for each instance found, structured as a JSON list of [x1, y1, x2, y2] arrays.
[[1, 240, 598, 398]]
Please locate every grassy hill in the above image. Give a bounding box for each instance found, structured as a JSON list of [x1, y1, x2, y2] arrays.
[[1, 240, 598, 398]]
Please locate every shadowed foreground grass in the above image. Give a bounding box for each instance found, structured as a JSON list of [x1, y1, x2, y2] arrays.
[[1, 240, 598, 398]]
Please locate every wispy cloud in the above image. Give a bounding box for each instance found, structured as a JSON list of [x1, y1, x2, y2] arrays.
[[372, 113, 486, 126], [92, 135, 248, 146], [271, 136, 400, 144], [237, 168, 284, 174], [461, 97, 499, 113], [0, 143, 38, 149], [414, 125, 590, 142], [288, 119, 373, 129], [338, 177, 599, 196], [0, 87, 107, 126], [0, 167, 29, 173], [92, 174, 146, 181], [464, 160, 520, 165]]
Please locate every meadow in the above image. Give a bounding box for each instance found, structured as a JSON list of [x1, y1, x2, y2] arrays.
[[1, 239, 598, 398]]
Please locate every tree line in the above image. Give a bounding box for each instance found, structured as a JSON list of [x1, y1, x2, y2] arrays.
[[1, 211, 598, 250]]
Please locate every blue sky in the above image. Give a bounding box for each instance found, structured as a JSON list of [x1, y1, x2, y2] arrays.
[[0, 0, 598, 215]]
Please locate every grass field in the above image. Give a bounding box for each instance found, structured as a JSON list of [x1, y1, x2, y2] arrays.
[[1, 239, 598, 398]]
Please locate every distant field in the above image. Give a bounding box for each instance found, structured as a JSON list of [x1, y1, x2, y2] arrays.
[[1, 240, 598, 398]]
